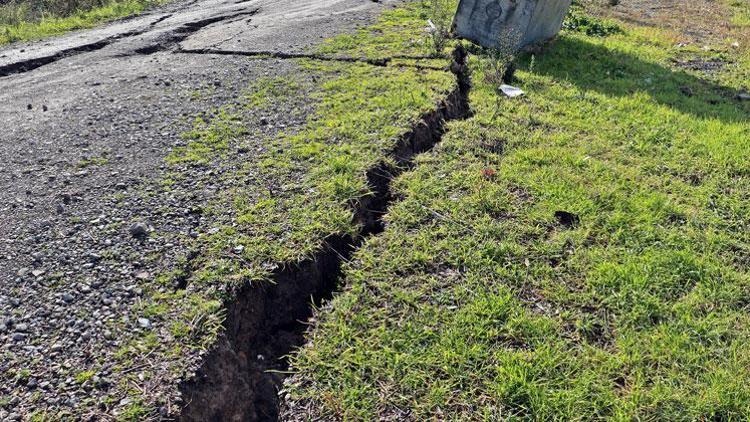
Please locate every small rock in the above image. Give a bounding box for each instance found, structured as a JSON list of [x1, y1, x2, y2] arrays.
[[15, 323, 28, 332], [11, 333, 26, 342], [95, 377, 111, 390], [62, 293, 75, 303], [137, 318, 151, 329], [31, 269, 45, 278], [738, 92, 750, 101], [128, 222, 148, 238]]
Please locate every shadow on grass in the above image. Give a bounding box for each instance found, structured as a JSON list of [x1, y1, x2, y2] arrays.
[[517, 36, 749, 123]]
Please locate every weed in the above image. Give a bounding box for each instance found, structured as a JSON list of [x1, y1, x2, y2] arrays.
[[76, 156, 109, 168], [481, 27, 523, 86], [564, 11, 622, 37], [75, 370, 95, 384], [425, 0, 454, 56]]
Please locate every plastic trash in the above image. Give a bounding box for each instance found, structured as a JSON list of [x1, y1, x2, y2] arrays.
[[499, 84, 525, 98]]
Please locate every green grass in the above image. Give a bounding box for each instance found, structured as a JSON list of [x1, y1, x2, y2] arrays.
[[12, 0, 746, 417], [0, 0, 167, 46], [283, 3, 750, 421], [725, 0, 750, 27], [75, 370, 96, 384]]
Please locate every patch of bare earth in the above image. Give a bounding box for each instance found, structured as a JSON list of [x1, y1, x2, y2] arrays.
[[581, 0, 745, 45]]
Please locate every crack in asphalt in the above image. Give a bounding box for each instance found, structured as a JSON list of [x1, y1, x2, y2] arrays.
[[177, 47, 393, 66], [0, 27, 148, 78], [149, 13, 174, 26], [132, 9, 260, 55], [0, 8, 259, 77], [176, 48, 448, 70]]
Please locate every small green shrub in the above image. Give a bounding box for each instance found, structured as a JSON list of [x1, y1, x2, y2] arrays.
[[426, 0, 454, 56], [563, 12, 623, 37]]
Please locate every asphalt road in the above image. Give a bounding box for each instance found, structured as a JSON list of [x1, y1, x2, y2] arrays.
[[0, 0, 399, 418]]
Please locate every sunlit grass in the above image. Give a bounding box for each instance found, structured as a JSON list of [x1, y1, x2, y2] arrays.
[[284, 2, 750, 420]]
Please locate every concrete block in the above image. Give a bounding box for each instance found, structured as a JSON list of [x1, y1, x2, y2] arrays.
[[452, 0, 572, 50]]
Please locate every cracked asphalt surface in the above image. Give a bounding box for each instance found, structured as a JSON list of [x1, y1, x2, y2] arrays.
[[0, 0, 403, 418]]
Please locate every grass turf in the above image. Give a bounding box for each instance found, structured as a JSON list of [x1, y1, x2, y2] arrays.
[[281, 2, 750, 420]]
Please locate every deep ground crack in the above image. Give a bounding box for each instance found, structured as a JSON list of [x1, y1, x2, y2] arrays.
[[176, 46, 471, 422]]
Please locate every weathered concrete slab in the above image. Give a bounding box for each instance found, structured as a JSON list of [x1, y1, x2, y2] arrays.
[[452, 0, 571, 50]]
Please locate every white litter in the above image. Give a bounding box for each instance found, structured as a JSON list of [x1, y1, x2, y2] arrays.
[[427, 19, 437, 33], [499, 84, 525, 98]]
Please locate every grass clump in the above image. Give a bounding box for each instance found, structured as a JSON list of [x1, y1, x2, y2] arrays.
[[564, 10, 622, 37], [74, 370, 95, 384], [283, 4, 750, 421], [426, 0, 454, 55]]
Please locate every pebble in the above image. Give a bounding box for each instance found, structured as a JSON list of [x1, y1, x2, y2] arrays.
[[137, 318, 151, 329], [128, 222, 148, 238]]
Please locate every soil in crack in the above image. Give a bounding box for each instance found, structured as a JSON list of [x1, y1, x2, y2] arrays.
[[176, 46, 471, 422]]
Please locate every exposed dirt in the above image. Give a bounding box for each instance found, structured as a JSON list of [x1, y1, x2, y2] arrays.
[[581, 0, 741, 45], [672, 56, 731, 74]]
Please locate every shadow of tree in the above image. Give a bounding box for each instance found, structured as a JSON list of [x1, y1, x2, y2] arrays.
[[517, 36, 749, 124]]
